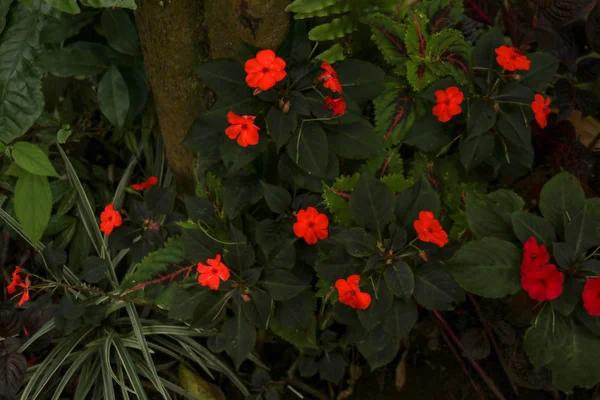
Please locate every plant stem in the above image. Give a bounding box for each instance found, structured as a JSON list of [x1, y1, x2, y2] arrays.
[[431, 310, 506, 400], [287, 379, 328, 400], [440, 329, 484, 400], [467, 293, 519, 396]]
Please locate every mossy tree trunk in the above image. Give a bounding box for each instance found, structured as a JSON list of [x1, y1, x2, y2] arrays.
[[135, 0, 289, 194]]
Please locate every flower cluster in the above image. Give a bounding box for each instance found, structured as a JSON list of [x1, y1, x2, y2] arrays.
[[413, 211, 448, 248], [432, 86, 464, 123], [293, 207, 329, 245], [100, 203, 122, 235], [7, 267, 30, 306], [520, 237, 563, 301], [197, 254, 230, 290], [130, 176, 158, 191], [335, 275, 371, 310], [319, 62, 346, 117]]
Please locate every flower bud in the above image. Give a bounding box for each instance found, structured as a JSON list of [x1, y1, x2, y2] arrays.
[[253, 88, 263, 96], [282, 100, 291, 114], [242, 293, 252, 303], [419, 250, 429, 262]]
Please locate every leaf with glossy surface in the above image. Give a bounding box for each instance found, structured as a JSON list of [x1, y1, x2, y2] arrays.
[[449, 237, 521, 298], [101, 8, 141, 55], [384, 261, 414, 301], [466, 190, 524, 240], [414, 263, 465, 310], [540, 172, 586, 238], [511, 211, 556, 246], [12, 142, 58, 177], [350, 174, 394, 240]]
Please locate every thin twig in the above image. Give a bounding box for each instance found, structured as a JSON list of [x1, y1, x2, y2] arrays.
[[440, 330, 484, 400], [468, 293, 519, 396], [432, 310, 506, 400]]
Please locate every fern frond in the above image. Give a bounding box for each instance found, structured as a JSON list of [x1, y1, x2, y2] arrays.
[[293, 2, 351, 19], [308, 15, 358, 41], [286, 0, 343, 14], [316, 43, 347, 64]]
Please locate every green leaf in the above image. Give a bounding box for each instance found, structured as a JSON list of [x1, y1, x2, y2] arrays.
[[472, 27, 504, 83], [44, 0, 80, 14], [0, 0, 11, 35], [496, 109, 534, 171], [511, 211, 556, 247], [384, 261, 414, 301], [334, 59, 386, 103], [194, 60, 251, 104], [255, 219, 289, 256], [566, 204, 600, 256], [539, 172, 586, 238], [417, 0, 464, 32], [262, 270, 308, 301], [315, 43, 346, 64], [287, 123, 329, 177], [405, 112, 453, 152], [308, 15, 357, 41], [223, 311, 257, 370], [494, 82, 534, 103], [383, 299, 417, 341], [12, 142, 58, 177], [223, 177, 262, 219], [270, 314, 318, 349], [414, 263, 464, 310], [101, 8, 141, 55], [365, 13, 408, 74], [318, 352, 346, 384], [449, 237, 521, 298], [394, 175, 440, 226], [405, 60, 438, 91], [350, 174, 394, 240], [220, 136, 266, 174], [266, 107, 297, 151], [192, 291, 229, 327], [260, 181, 292, 214], [81, 256, 108, 283], [548, 320, 600, 392], [0, 3, 45, 144], [168, 287, 207, 321], [315, 257, 364, 284], [98, 66, 130, 129], [80, 0, 136, 7], [14, 171, 52, 245], [224, 226, 255, 273], [242, 290, 271, 329], [466, 189, 524, 240], [467, 101, 497, 137], [38, 48, 107, 77], [40, 12, 97, 44], [551, 277, 583, 316], [373, 76, 415, 146], [286, 0, 342, 14], [327, 120, 382, 160], [425, 29, 471, 85], [335, 227, 377, 257], [459, 129, 495, 171], [520, 52, 559, 91]]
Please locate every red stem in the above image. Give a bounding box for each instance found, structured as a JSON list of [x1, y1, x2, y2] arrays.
[[122, 265, 195, 295], [465, 0, 492, 25], [331, 188, 351, 200], [432, 310, 506, 400], [440, 330, 485, 400]]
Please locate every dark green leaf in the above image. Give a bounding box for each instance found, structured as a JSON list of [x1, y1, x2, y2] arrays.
[[145, 186, 175, 216], [553, 242, 577, 271], [350, 174, 394, 239], [268, 239, 296, 269], [223, 177, 262, 219], [472, 27, 504, 83], [315, 257, 364, 284], [334, 59, 385, 103], [59, 294, 83, 320], [220, 136, 266, 173], [394, 176, 440, 226], [459, 129, 495, 171], [520, 52, 559, 91], [335, 228, 377, 257], [14, 172, 52, 244], [101, 9, 141, 55], [262, 270, 308, 301], [566, 205, 600, 256], [183, 116, 224, 174], [194, 60, 251, 103], [383, 299, 417, 341], [404, 114, 453, 152], [192, 291, 228, 327], [524, 305, 568, 367], [511, 211, 556, 247], [287, 123, 329, 177], [223, 313, 256, 370], [184, 196, 217, 227], [460, 328, 491, 360], [0, 352, 27, 398], [414, 263, 465, 310], [551, 277, 583, 316], [327, 120, 382, 160], [467, 101, 497, 137], [255, 219, 290, 256], [318, 353, 346, 384], [260, 181, 292, 214], [168, 287, 208, 321], [274, 290, 316, 329], [242, 290, 271, 329], [82, 256, 108, 283], [270, 313, 318, 349], [182, 227, 222, 264], [266, 107, 297, 151], [494, 82, 534, 103], [224, 226, 255, 273], [449, 237, 521, 298], [38, 48, 106, 77], [98, 66, 130, 129], [40, 11, 96, 44], [539, 172, 586, 238], [466, 190, 524, 240], [384, 261, 414, 301]]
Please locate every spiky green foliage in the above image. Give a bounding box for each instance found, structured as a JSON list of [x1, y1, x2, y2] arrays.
[[322, 174, 360, 225], [286, 0, 403, 63], [373, 77, 416, 146], [381, 173, 414, 193]]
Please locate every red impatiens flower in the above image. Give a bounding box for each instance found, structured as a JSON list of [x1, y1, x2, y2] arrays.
[[225, 111, 260, 148], [432, 87, 464, 123], [130, 176, 158, 191], [7, 267, 30, 306], [324, 96, 346, 116], [413, 211, 449, 248], [7, 266, 22, 294], [335, 275, 371, 310], [521, 264, 564, 301], [244, 49, 286, 91], [521, 237, 550, 273], [582, 277, 600, 316], [100, 203, 122, 235], [495, 46, 531, 71], [293, 207, 329, 245], [318, 62, 342, 94], [197, 254, 230, 291], [531, 94, 551, 129]]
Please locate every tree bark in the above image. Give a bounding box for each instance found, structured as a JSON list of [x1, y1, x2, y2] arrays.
[[135, 0, 289, 194]]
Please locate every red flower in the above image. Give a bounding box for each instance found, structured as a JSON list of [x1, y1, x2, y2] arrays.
[[197, 254, 230, 290], [225, 111, 260, 148], [100, 203, 122, 235], [244, 49, 286, 91], [7, 268, 30, 306], [130, 176, 158, 191], [413, 211, 449, 248], [335, 275, 371, 310], [318, 62, 342, 94], [521, 264, 564, 301], [293, 207, 329, 245], [521, 237, 550, 273], [324, 96, 346, 116], [583, 277, 600, 316], [27, 357, 38, 368], [7, 266, 22, 294], [495, 46, 531, 71], [432, 87, 464, 123], [531, 94, 551, 129]]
